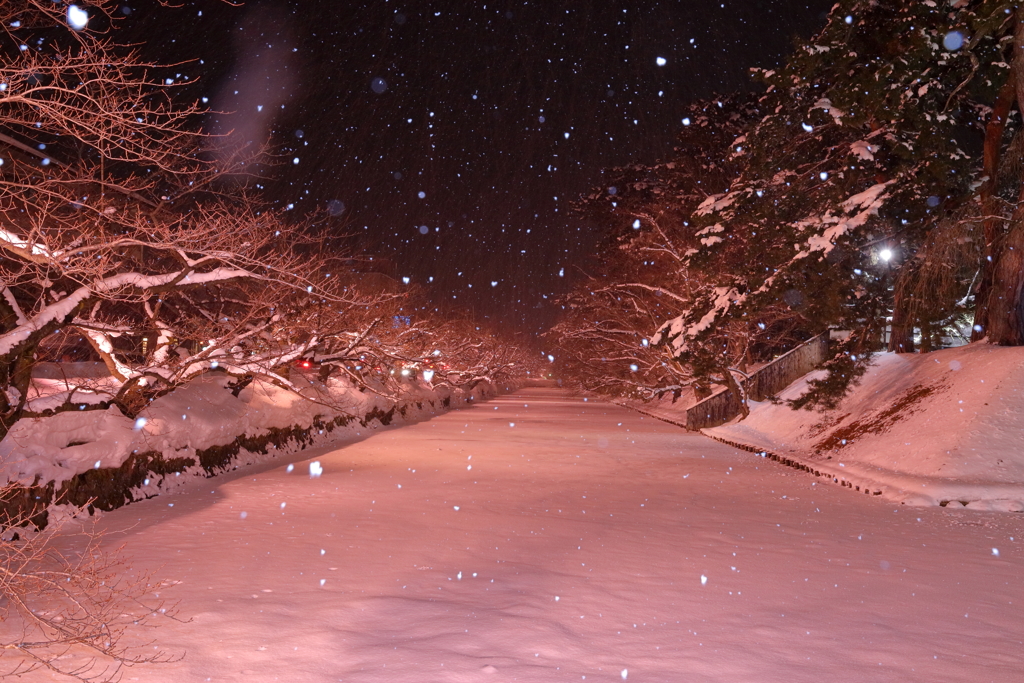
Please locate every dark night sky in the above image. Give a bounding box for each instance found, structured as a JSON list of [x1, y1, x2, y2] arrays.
[[121, 0, 834, 335]]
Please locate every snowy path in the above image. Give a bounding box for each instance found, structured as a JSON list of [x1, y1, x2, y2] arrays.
[[88, 388, 1021, 683]]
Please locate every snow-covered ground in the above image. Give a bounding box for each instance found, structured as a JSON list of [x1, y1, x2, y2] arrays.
[[55, 387, 1023, 682], [709, 343, 1024, 510]]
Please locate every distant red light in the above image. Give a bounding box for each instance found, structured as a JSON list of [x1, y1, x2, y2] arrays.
[[302, 361, 310, 368]]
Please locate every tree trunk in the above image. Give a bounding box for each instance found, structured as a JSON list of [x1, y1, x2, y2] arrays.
[[986, 7, 1024, 346], [888, 286, 915, 353], [919, 319, 935, 353], [986, 207, 1024, 345], [720, 367, 749, 419], [972, 71, 1017, 340]]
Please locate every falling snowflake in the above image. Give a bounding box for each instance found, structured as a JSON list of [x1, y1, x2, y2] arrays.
[[67, 6, 89, 30]]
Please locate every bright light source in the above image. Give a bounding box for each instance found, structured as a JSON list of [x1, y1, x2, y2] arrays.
[[67, 5, 89, 30], [656, 56, 667, 66], [423, 369, 435, 382], [547, 354, 555, 362], [879, 249, 893, 262], [632, 219, 641, 229]]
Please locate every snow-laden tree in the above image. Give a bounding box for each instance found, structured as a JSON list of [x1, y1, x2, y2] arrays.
[[552, 97, 807, 405], [555, 0, 1024, 410], [652, 0, 1003, 407], [0, 2, 387, 439], [0, 1, 531, 443]]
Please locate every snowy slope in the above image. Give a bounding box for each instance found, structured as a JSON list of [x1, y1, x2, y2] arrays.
[[708, 343, 1024, 510]]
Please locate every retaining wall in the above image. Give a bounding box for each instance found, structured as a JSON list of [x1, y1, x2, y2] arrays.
[[686, 333, 829, 430]]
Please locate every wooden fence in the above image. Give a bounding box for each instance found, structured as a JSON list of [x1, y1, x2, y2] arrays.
[[685, 333, 829, 430]]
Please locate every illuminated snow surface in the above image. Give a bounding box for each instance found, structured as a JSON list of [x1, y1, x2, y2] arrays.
[[87, 388, 1021, 682]]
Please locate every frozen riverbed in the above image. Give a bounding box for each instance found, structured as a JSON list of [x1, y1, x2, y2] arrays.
[[87, 388, 1022, 682]]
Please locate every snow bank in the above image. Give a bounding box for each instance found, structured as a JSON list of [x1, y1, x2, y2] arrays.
[[707, 343, 1024, 510], [1, 368, 505, 518]]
